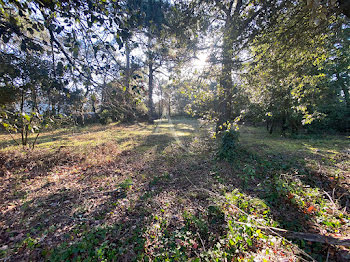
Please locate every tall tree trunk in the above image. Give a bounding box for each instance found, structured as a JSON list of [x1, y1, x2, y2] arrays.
[[160, 86, 163, 117], [281, 112, 287, 136], [269, 120, 275, 134], [50, 39, 56, 117], [47, 89, 52, 116], [147, 29, 155, 123], [101, 75, 107, 112], [337, 73, 350, 110], [125, 42, 130, 91], [31, 87, 37, 111], [217, 17, 234, 131], [168, 96, 171, 119], [148, 59, 154, 122], [51, 101, 56, 115], [20, 89, 26, 146]]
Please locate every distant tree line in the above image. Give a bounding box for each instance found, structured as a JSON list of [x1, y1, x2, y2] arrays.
[[0, 0, 349, 148]]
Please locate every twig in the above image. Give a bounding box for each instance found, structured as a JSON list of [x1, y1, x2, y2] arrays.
[[32, 132, 40, 149], [323, 190, 337, 214], [196, 231, 206, 252], [233, 221, 350, 247], [326, 247, 330, 262], [6, 129, 20, 146]]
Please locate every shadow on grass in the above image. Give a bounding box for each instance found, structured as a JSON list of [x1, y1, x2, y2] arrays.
[[0, 118, 204, 261], [0, 123, 128, 149], [1, 119, 348, 261]]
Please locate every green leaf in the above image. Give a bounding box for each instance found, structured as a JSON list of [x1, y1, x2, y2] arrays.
[[22, 113, 31, 122]]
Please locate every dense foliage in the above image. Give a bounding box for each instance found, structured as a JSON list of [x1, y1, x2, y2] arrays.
[[243, 4, 349, 134], [0, 0, 349, 138]]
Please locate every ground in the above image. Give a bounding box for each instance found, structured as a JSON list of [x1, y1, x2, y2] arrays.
[[0, 118, 349, 261]]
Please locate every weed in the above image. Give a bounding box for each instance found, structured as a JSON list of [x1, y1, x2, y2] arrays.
[[21, 234, 38, 250], [118, 177, 133, 190]]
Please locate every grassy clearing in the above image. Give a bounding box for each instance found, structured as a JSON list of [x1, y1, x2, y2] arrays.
[[0, 118, 349, 261]]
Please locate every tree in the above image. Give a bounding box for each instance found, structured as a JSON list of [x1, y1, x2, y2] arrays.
[[191, 0, 285, 130], [0, 52, 57, 147], [244, 2, 349, 134], [1, 0, 130, 82], [125, 0, 200, 122], [124, 0, 169, 122]]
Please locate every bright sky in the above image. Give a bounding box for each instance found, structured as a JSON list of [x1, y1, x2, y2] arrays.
[[192, 51, 209, 70]]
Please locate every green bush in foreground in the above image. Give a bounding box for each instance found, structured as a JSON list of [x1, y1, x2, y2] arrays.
[[217, 126, 240, 161]]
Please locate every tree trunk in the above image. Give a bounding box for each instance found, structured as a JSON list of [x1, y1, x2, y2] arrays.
[[168, 96, 171, 119], [269, 120, 275, 134], [159, 86, 163, 117], [101, 75, 107, 112], [147, 28, 155, 123], [336, 73, 349, 108], [31, 87, 37, 111], [266, 119, 270, 131], [20, 89, 25, 146], [47, 89, 52, 116], [342, 85, 350, 109], [125, 42, 130, 91], [217, 17, 234, 131], [51, 101, 56, 115], [148, 60, 154, 122], [281, 112, 287, 136]]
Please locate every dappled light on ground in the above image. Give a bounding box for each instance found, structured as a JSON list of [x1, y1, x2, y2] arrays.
[[0, 119, 349, 261]]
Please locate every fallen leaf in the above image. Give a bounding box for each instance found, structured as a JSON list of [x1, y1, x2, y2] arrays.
[[306, 206, 315, 213]]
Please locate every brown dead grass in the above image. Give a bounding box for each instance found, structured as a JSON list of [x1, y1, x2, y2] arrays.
[[0, 119, 349, 261]]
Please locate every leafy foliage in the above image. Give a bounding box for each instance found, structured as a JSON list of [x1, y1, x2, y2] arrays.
[[243, 2, 349, 134], [217, 122, 240, 161]]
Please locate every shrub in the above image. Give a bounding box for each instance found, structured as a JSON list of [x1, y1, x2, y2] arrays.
[[217, 127, 239, 161], [99, 109, 113, 125]]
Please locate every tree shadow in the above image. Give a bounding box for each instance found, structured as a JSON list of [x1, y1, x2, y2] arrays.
[[0, 122, 139, 149], [0, 118, 204, 261], [1, 119, 348, 261]]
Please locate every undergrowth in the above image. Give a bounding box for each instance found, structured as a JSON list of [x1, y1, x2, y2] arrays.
[[1, 120, 348, 261]]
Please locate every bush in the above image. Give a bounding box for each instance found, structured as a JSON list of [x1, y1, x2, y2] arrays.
[[217, 128, 239, 161], [99, 110, 113, 125]]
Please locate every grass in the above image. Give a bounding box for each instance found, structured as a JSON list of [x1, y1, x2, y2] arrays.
[[0, 118, 349, 261]]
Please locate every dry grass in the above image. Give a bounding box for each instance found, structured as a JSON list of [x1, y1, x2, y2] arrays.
[[0, 119, 349, 261]]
